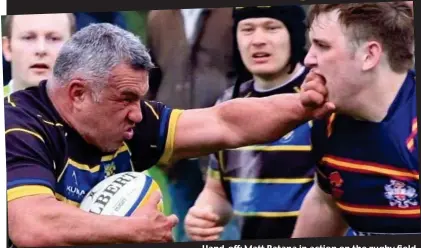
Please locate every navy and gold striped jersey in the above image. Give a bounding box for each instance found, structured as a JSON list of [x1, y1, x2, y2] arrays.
[[6, 80, 182, 208], [313, 69, 420, 235], [208, 67, 316, 239]]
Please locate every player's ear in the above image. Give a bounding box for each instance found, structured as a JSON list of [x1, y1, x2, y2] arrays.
[[2, 36, 12, 62], [361, 41, 382, 71], [68, 80, 88, 109]]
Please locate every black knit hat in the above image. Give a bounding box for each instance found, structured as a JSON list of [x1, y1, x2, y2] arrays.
[[231, 5, 307, 98]]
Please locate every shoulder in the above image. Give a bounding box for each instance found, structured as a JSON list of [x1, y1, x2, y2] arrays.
[[5, 88, 65, 149]]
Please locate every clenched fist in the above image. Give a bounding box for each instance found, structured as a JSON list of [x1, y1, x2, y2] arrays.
[[299, 70, 335, 119], [185, 205, 225, 241]]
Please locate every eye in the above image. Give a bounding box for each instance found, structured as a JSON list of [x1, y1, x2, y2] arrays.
[[49, 36, 63, 42], [267, 26, 281, 31], [21, 35, 35, 41], [240, 27, 254, 34], [315, 41, 330, 50]]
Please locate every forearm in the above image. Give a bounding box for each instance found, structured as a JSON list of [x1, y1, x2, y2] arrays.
[[9, 196, 140, 246], [292, 186, 348, 237], [172, 93, 310, 162], [218, 93, 308, 148]]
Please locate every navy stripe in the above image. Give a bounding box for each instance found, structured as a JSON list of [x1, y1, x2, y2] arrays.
[[7, 179, 54, 189], [224, 150, 316, 178], [230, 181, 313, 213], [125, 176, 153, 216], [158, 107, 171, 152]]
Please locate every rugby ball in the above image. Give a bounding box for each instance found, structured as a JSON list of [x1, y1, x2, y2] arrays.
[[79, 172, 164, 216]]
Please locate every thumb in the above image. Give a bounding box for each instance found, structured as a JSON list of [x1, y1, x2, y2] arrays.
[[313, 102, 336, 119]]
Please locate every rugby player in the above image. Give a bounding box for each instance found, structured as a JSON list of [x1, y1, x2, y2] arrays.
[[292, 2, 419, 237], [3, 13, 75, 95], [6, 23, 334, 246], [184, 5, 316, 240]]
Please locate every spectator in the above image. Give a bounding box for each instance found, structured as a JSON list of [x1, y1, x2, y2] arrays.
[[184, 5, 316, 240], [2, 13, 76, 95]]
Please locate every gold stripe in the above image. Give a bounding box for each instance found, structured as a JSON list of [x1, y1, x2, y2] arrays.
[[57, 161, 70, 182], [225, 177, 314, 184], [5, 128, 45, 143], [231, 145, 312, 151], [323, 157, 419, 180], [7, 185, 54, 202], [207, 167, 221, 180], [42, 119, 64, 127], [7, 94, 16, 107], [55, 193, 80, 207], [145, 102, 160, 120], [308, 120, 313, 128], [101, 143, 130, 161], [234, 210, 299, 217], [157, 109, 184, 165], [293, 86, 300, 93], [218, 150, 225, 171], [124, 142, 132, 156], [134, 180, 161, 213], [67, 158, 100, 173], [337, 202, 420, 215]]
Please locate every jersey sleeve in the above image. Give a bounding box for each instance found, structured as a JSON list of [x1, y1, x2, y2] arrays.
[[311, 118, 332, 194], [207, 153, 222, 180], [5, 106, 57, 202], [130, 101, 183, 169]]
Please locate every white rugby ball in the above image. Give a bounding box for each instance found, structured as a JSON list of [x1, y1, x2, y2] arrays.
[[79, 172, 163, 216]]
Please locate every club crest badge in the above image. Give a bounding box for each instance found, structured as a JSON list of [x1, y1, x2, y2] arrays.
[[329, 171, 344, 198], [384, 179, 418, 208], [104, 162, 116, 178]]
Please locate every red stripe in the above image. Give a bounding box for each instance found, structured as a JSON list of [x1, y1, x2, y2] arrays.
[[338, 201, 420, 211], [337, 201, 420, 218], [323, 161, 413, 181], [325, 155, 419, 179], [344, 211, 420, 218]]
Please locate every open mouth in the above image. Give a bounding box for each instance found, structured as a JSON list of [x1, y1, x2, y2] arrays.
[[123, 128, 134, 140], [251, 52, 271, 63], [252, 52, 271, 58]]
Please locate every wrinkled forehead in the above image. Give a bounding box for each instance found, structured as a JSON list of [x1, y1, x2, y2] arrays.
[[108, 64, 150, 93], [11, 14, 72, 36]]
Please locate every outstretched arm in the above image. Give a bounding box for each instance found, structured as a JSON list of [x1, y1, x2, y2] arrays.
[[170, 71, 334, 163]]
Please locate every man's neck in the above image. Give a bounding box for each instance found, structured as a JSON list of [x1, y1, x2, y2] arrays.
[[9, 79, 28, 93], [341, 70, 408, 122], [253, 63, 304, 92]]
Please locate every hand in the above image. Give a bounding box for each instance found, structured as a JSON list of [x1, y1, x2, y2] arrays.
[[185, 205, 224, 241], [300, 70, 335, 119], [128, 191, 178, 243]]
